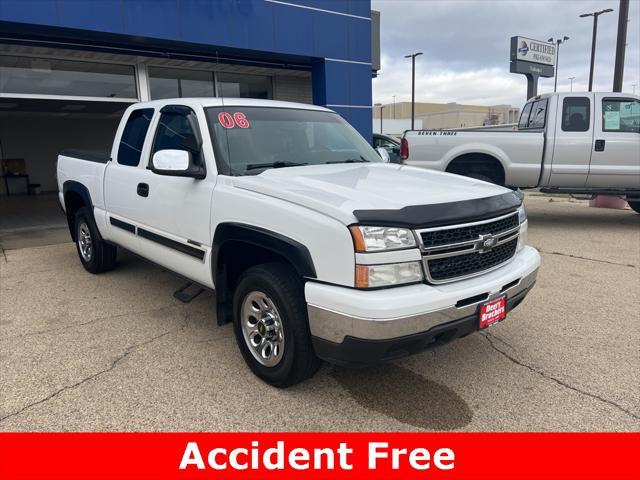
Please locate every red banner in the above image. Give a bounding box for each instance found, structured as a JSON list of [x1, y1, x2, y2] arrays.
[[0, 432, 638, 479]]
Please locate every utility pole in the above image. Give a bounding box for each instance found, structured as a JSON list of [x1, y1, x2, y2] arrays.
[[405, 52, 423, 130], [580, 8, 613, 92], [613, 0, 629, 92], [568, 76, 575, 92], [392, 95, 396, 119], [548, 36, 569, 92]]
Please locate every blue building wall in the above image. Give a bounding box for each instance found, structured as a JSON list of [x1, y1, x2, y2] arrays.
[[0, 0, 373, 139]]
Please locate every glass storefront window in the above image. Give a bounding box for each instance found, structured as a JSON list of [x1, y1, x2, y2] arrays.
[[148, 66, 215, 99], [216, 72, 273, 99], [0, 56, 137, 98]]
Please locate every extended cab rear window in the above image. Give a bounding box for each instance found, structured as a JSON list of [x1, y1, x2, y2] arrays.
[[205, 107, 381, 175], [562, 97, 590, 132], [118, 108, 154, 166]]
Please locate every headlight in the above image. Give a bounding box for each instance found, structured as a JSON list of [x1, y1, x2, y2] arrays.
[[355, 261, 423, 288], [517, 204, 528, 252], [349, 226, 417, 252], [517, 204, 527, 224]]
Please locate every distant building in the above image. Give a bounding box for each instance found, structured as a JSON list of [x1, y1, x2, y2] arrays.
[[373, 102, 520, 129]]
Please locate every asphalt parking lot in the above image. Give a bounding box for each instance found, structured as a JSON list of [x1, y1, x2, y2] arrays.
[[1, 194, 638, 431]]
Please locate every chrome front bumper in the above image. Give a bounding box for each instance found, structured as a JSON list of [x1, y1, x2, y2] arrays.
[[308, 267, 537, 345], [305, 246, 541, 350]]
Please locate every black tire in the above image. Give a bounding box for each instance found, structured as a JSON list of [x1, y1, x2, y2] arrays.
[[232, 262, 321, 387], [628, 200, 640, 214], [74, 207, 117, 274]]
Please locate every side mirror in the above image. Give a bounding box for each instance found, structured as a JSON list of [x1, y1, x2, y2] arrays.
[[376, 147, 391, 163], [151, 149, 205, 179]]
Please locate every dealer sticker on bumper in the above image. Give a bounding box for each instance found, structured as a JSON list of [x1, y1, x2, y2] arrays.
[[479, 296, 507, 329]]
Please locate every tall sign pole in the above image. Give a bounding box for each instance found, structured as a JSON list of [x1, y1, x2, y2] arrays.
[[613, 0, 629, 92]]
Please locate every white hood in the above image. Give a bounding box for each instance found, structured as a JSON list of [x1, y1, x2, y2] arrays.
[[232, 163, 511, 225]]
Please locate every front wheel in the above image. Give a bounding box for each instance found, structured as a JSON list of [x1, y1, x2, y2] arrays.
[[232, 263, 321, 387], [628, 200, 640, 214]]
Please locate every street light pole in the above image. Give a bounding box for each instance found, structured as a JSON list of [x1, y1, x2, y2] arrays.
[[580, 8, 614, 92], [405, 52, 423, 130], [548, 36, 569, 92], [568, 76, 575, 92], [392, 95, 396, 119]]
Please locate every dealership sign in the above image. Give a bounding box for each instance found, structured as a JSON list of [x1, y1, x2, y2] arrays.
[[511, 36, 556, 66], [510, 36, 555, 99]]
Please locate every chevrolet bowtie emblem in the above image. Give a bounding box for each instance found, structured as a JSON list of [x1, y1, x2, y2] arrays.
[[477, 233, 498, 253]]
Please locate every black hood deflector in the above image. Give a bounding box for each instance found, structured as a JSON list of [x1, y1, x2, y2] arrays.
[[352, 191, 522, 228]]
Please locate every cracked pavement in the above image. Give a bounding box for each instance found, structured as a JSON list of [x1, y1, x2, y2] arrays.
[[0, 194, 638, 431]]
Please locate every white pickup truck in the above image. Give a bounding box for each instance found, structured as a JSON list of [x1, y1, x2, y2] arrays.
[[57, 98, 540, 387], [401, 92, 640, 212]]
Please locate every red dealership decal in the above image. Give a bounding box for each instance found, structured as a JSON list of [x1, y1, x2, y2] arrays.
[[218, 112, 250, 129]]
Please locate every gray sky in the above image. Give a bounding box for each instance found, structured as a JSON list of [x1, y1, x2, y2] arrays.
[[371, 0, 640, 107]]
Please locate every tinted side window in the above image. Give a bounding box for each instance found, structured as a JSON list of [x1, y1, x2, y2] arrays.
[[528, 99, 548, 129], [118, 109, 154, 166], [602, 98, 640, 133], [518, 102, 533, 129], [562, 97, 590, 132], [152, 110, 202, 165]]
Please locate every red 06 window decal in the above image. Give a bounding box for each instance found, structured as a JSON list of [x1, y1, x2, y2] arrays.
[[217, 111, 235, 128], [233, 112, 250, 128], [217, 111, 250, 129]]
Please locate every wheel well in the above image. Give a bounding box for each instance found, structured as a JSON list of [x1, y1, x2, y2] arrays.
[[64, 191, 86, 241], [446, 153, 505, 186], [214, 240, 297, 325]]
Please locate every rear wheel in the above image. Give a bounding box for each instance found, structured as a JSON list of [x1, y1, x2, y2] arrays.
[[74, 207, 117, 273], [628, 200, 640, 214], [232, 262, 321, 387]]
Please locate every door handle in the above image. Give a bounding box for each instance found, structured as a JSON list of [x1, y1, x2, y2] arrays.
[[594, 139, 605, 152], [137, 183, 149, 197]]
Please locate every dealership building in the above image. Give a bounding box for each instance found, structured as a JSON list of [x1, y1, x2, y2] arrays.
[[0, 0, 379, 199]]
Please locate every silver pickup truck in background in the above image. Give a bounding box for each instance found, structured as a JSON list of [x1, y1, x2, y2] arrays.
[[400, 92, 640, 213]]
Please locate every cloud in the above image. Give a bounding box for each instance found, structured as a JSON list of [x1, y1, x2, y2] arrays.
[[372, 0, 640, 107]]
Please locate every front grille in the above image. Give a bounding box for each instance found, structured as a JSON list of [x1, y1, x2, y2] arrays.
[[420, 212, 519, 248], [416, 211, 520, 283], [426, 238, 518, 281]]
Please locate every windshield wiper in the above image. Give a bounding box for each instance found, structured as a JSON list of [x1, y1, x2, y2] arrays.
[[245, 161, 308, 171], [324, 156, 369, 164]]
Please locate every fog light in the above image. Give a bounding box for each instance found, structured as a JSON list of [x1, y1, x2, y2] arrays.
[[355, 261, 423, 288]]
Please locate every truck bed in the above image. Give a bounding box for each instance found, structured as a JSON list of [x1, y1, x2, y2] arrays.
[[59, 149, 110, 164], [403, 129, 544, 187]]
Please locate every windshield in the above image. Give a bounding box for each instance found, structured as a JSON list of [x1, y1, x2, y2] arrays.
[[205, 107, 382, 175]]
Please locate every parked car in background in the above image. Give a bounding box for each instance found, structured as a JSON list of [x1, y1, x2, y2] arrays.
[[57, 98, 540, 387], [373, 133, 402, 163], [401, 92, 640, 213]]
